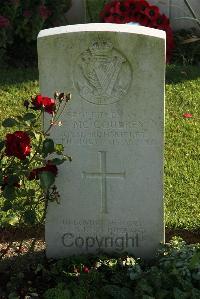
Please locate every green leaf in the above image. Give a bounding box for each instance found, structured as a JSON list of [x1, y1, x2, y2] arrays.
[[25, 120, 32, 127], [189, 251, 200, 269], [0, 173, 3, 185], [7, 175, 19, 185], [39, 171, 55, 190], [8, 291, 20, 299], [8, 215, 19, 226], [23, 112, 36, 121], [63, 155, 72, 162], [51, 158, 65, 165], [55, 144, 64, 155], [16, 115, 23, 122], [18, 189, 28, 197], [120, 288, 135, 299], [102, 285, 134, 299], [173, 288, 188, 299], [23, 209, 36, 225], [3, 186, 16, 200], [0, 140, 5, 151], [28, 189, 36, 197], [2, 118, 18, 128], [44, 287, 71, 299], [191, 288, 200, 297], [2, 200, 13, 211], [33, 132, 42, 142], [42, 138, 55, 155]]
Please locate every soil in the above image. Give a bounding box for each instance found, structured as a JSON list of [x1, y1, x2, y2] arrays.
[[0, 225, 45, 262]]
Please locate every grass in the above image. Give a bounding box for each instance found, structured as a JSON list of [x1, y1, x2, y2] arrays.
[[0, 68, 39, 122], [165, 65, 200, 229], [0, 65, 199, 230]]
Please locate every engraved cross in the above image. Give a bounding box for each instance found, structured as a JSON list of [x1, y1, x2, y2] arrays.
[[82, 151, 125, 214]]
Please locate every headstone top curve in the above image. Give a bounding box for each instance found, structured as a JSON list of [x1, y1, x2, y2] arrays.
[[37, 23, 166, 40]]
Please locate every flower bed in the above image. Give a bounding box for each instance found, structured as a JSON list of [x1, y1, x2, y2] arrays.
[[1, 238, 200, 298], [0, 0, 71, 64], [100, 0, 174, 62]]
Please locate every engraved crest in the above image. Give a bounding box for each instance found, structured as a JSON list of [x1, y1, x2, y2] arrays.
[[74, 41, 132, 105]]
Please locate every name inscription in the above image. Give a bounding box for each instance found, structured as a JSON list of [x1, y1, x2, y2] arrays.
[[62, 110, 146, 146]]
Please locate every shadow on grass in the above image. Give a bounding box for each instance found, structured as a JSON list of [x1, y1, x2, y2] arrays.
[[0, 64, 199, 86], [166, 64, 200, 84], [0, 68, 39, 86]]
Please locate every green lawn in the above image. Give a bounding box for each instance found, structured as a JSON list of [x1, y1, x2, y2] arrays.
[[165, 65, 200, 229], [0, 65, 199, 230]]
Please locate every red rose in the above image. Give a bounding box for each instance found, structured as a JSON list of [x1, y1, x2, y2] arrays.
[[82, 266, 90, 273], [32, 94, 56, 114], [0, 16, 10, 28], [5, 131, 31, 160], [28, 162, 58, 181]]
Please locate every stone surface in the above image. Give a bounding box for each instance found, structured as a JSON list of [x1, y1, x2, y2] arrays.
[[37, 23, 166, 259]]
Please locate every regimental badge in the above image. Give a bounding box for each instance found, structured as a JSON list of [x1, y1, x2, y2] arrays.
[[74, 40, 132, 105]]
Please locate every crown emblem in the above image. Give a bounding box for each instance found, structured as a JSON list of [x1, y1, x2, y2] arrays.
[[89, 41, 113, 56]]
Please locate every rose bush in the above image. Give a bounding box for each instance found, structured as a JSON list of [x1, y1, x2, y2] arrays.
[[0, 0, 71, 64], [100, 0, 174, 62], [0, 92, 71, 226]]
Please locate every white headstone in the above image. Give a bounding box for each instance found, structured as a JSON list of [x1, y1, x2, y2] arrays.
[[37, 23, 166, 259]]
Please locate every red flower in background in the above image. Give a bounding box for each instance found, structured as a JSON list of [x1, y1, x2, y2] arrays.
[[5, 131, 31, 160], [39, 5, 51, 20], [100, 0, 174, 62], [183, 113, 193, 118], [0, 16, 10, 28], [144, 6, 160, 22], [32, 94, 56, 114], [82, 266, 90, 273]]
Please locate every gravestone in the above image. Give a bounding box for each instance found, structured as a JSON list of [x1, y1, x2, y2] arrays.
[[37, 23, 166, 259]]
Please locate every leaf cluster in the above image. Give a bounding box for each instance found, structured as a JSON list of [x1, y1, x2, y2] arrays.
[[1, 238, 200, 298], [0, 0, 72, 65]]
